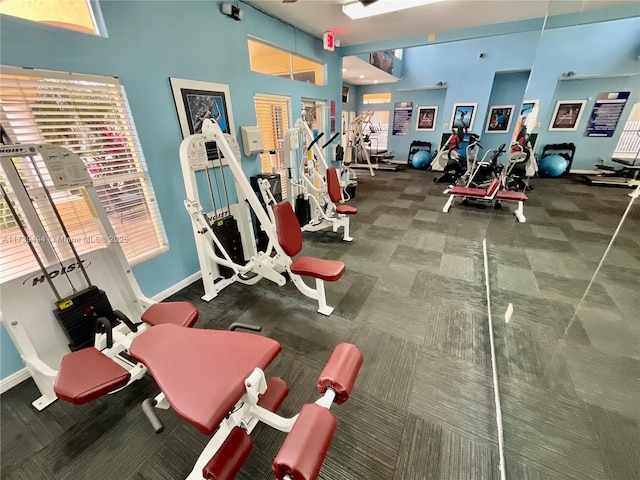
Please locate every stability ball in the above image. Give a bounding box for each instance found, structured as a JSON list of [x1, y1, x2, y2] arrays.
[[539, 154, 568, 177], [412, 150, 432, 169]]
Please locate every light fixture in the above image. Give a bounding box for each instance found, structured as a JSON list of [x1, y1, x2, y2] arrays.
[[359, 74, 365, 79], [343, 0, 444, 20], [373, 80, 379, 84]]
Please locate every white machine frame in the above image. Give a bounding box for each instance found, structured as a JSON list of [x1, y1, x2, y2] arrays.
[[282, 118, 353, 242], [180, 119, 339, 315], [0, 144, 156, 410], [345, 111, 377, 176]]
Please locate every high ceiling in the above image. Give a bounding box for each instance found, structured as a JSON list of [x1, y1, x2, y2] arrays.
[[244, 0, 633, 47], [243, 0, 637, 85]]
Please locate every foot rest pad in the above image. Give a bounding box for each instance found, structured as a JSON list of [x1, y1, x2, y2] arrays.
[[258, 377, 289, 413], [272, 403, 337, 480], [317, 343, 363, 404], [54, 348, 131, 405], [202, 427, 253, 480]]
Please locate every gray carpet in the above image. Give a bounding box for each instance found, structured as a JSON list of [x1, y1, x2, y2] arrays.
[[1, 168, 638, 480]]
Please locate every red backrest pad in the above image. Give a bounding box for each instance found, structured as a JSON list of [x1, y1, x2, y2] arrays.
[[273, 201, 303, 257], [326, 167, 341, 204], [486, 178, 501, 196]]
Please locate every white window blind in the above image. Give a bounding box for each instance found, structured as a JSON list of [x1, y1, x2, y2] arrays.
[[0, 66, 168, 282], [254, 94, 291, 200]]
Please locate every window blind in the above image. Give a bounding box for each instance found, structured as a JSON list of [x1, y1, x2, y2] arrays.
[[0, 66, 168, 282], [254, 94, 291, 200]]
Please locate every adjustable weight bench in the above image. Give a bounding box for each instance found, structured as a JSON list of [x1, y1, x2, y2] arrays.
[[442, 177, 501, 213], [54, 302, 199, 404], [130, 323, 363, 480], [273, 201, 346, 316]]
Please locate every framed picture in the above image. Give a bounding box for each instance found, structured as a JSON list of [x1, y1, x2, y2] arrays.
[[485, 105, 515, 133], [415, 106, 437, 131], [549, 100, 586, 131], [169, 77, 236, 140], [450, 103, 477, 130]]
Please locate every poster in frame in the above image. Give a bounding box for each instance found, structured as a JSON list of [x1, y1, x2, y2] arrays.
[[450, 103, 477, 130], [415, 106, 438, 131], [485, 105, 515, 133], [549, 100, 587, 131], [169, 77, 236, 160]]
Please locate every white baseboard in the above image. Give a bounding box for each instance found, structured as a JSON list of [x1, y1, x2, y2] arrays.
[[570, 169, 597, 175], [0, 367, 30, 394], [151, 271, 202, 302]]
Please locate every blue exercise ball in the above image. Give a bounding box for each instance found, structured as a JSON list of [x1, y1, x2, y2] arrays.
[[539, 154, 569, 177], [412, 150, 432, 169]]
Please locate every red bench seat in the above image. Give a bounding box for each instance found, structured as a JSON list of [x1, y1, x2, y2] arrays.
[[130, 324, 281, 435]]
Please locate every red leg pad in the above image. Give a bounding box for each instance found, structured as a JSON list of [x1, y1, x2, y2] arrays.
[[317, 343, 363, 404], [202, 427, 253, 480], [54, 348, 130, 405], [141, 302, 198, 328], [336, 205, 357, 215], [257, 377, 289, 413], [272, 403, 337, 480]]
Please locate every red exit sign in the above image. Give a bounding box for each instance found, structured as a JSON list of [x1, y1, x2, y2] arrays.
[[323, 31, 335, 51]]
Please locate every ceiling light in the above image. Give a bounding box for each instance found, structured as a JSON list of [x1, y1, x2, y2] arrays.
[[343, 0, 445, 20], [373, 80, 379, 84], [342, 68, 347, 72], [359, 75, 365, 78]]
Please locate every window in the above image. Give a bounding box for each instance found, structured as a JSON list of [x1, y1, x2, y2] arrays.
[[0, 66, 168, 282], [363, 92, 392, 104], [0, 0, 102, 35], [248, 38, 325, 86], [254, 94, 291, 199]]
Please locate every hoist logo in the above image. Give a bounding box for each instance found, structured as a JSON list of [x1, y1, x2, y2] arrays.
[[22, 260, 92, 287]]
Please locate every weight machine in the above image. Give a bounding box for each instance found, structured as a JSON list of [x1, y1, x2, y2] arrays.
[[0, 144, 196, 410], [281, 118, 357, 241], [181, 119, 346, 315]]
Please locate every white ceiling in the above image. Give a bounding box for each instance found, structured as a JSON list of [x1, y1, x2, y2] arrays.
[[244, 0, 637, 85], [244, 0, 632, 47]]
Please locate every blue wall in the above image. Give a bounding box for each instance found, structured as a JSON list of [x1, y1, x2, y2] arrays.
[[355, 16, 640, 170], [0, 0, 342, 379]]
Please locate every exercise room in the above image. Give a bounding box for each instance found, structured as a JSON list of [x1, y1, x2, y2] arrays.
[[1, 1, 638, 479]]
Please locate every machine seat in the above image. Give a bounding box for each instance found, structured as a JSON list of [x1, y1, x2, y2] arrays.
[[496, 190, 528, 202], [141, 301, 199, 328], [54, 347, 130, 405], [336, 205, 357, 216], [290, 257, 346, 282], [130, 324, 281, 435]]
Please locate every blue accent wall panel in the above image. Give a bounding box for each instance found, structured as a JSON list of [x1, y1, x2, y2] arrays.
[[0, 0, 342, 380]]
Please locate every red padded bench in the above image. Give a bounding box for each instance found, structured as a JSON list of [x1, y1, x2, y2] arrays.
[[54, 302, 199, 405], [496, 189, 528, 223], [130, 323, 281, 435], [442, 178, 500, 213]]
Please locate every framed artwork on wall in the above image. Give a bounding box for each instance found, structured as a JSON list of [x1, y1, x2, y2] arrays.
[[450, 103, 477, 130], [485, 105, 515, 133], [415, 106, 437, 131], [549, 100, 586, 131], [169, 77, 235, 139]]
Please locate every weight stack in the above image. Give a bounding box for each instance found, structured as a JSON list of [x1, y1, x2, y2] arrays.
[[250, 174, 282, 251], [211, 215, 245, 279]]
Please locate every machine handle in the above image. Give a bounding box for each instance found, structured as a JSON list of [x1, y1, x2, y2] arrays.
[[228, 322, 262, 332], [307, 132, 325, 151], [95, 317, 113, 349], [321, 132, 340, 149]]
